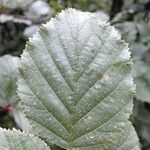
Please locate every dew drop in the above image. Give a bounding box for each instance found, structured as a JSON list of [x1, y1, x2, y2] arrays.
[[110, 99, 114, 103], [48, 118, 52, 122], [56, 58, 59, 62], [89, 135, 94, 140], [68, 96, 73, 100], [95, 84, 101, 90], [87, 115, 92, 120], [57, 78, 61, 81], [119, 122, 125, 127]]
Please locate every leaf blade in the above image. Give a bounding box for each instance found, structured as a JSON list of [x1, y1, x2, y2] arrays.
[[18, 8, 140, 149], [0, 128, 50, 150]]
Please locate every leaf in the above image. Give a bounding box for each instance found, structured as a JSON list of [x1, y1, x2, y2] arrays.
[[110, 11, 133, 24], [0, 55, 19, 106], [0, 14, 32, 25], [25, 0, 51, 18], [115, 21, 150, 103], [95, 10, 109, 22], [13, 109, 32, 132], [109, 122, 140, 150], [0, 128, 50, 150], [135, 78, 150, 102], [18, 9, 139, 149], [0, 0, 34, 9], [137, 22, 150, 43], [115, 22, 137, 43], [24, 25, 39, 38], [0, 55, 31, 130]]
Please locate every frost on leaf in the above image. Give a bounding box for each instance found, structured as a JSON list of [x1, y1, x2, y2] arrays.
[[0, 55, 19, 106], [18, 9, 140, 149], [0, 128, 50, 150]]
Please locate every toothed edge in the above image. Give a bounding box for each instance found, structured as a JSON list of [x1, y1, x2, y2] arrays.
[[0, 128, 50, 149], [16, 8, 137, 149]]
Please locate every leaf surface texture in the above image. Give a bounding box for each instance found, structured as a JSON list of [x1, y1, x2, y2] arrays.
[[18, 9, 140, 150]]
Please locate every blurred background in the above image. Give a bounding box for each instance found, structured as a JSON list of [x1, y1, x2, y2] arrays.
[[0, 0, 150, 149]]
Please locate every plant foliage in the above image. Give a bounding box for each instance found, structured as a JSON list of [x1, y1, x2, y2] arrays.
[[0, 0, 34, 9], [18, 9, 139, 149], [0, 128, 50, 150], [0, 55, 19, 106], [0, 55, 30, 130]]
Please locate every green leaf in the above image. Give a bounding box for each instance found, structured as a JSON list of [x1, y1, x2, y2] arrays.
[[0, 0, 34, 9], [0, 128, 50, 150], [0, 55, 31, 130], [109, 122, 140, 150], [135, 78, 150, 102], [18, 9, 139, 149], [0, 55, 19, 106], [13, 109, 32, 132], [115, 22, 137, 43]]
